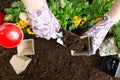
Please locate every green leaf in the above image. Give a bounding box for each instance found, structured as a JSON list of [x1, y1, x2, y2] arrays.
[[60, 0, 66, 8], [69, 25, 76, 31], [4, 14, 14, 22], [115, 28, 120, 36], [14, 8, 21, 14], [117, 41, 120, 48], [83, 2, 89, 9], [11, 1, 24, 8], [4, 8, 14, 14], [11, 1, 19, 7], [104, 3, 112, 10]]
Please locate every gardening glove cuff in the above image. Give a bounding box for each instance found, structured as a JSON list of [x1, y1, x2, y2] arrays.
[[26, 0, 61, 40], [82, 14, 116, 55]]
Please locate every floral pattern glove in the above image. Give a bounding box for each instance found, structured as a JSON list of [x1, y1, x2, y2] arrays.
[[83, 15, 116, 55], [27, 0, 61, 40]]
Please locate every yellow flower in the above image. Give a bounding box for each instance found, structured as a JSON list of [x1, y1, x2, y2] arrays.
[[111, 0, 115, 4], [20, 20, 28, 27], [16, 20, 28, 29], [74, 17, 87, 27], [74, 19, 81, 27], [73, 16, 79, 20], [16, 22, 21, 27], [26, 28, 34, 35], [93, 18, 102, 23], [30, 26, 32, 28], [79, 17, 87, 26], [104, 13, 106, 17]]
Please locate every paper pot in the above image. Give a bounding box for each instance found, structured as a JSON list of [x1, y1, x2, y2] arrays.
[[71, 36, 92, 56], [17, 39, 35, 56]]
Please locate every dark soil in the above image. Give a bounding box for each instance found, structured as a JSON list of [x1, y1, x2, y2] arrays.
[[0, 0, 120, 80], [61, 29, 85, 52]]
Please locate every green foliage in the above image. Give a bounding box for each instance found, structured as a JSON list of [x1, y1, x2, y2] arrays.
[[4, 0, 26, 22], [49, 0, 120, 51], [109, 21, 120, 49], [48, 0, 113, 31]]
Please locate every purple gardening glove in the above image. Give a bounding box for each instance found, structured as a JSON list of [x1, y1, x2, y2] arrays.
[[27, 0, 61, 40], [82, 15, 116, 55]]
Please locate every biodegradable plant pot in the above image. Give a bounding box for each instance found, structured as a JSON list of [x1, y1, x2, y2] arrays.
[[101, 56, 120, 77], [71, 36, 92, 56], [59, 29, 92, 56], [17, 39, 35, 56]]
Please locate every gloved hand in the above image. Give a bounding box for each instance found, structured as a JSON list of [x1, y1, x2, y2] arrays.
[[82, 15, 115, 54], [27, 0, 61, 40]]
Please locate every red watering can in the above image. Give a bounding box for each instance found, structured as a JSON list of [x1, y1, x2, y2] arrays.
[[0, 23, 23, 48]]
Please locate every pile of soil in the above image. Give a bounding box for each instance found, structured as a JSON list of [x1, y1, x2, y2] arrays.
[[0, 0, 120, 80]]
